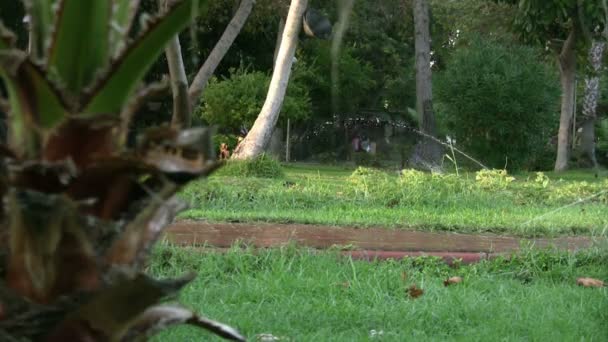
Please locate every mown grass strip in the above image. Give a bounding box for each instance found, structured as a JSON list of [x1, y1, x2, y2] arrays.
[[150, 244, 608, 341]]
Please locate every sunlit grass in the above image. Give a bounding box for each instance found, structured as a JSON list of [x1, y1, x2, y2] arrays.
[[150, 244, 608, 341], [178, 164, 608, 237]]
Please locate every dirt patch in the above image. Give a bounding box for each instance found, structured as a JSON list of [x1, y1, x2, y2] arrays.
[[165, 220, 602, 263]]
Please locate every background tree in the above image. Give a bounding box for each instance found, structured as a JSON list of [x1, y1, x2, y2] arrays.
[[162, 0, 255, 128], [232, 0, 309, 159], [410, 0, 441, 170], [499, 0, 606, 171], [578, 37, 606, 168], [435, 37, 560, 170], [199, 64, 312, 140]]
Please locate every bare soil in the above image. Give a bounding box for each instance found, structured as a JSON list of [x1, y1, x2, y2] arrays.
[[165, 220, 603, 264]]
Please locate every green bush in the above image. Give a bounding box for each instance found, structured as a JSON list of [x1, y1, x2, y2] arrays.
[[199, 65, 312, 132], [435, 37, 560, 170], [212, 133, 239, 153], [215, 154, 284, 178]]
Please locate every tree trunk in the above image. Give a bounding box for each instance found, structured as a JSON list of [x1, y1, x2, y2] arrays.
[[411, 0, 441, 170], [188, 0, 254, 106], [161, 0, 191, 128], [273, 18, 286, 67], [330, 0, 355, 153], [165, 35, 191, 128], [554, 28, 577, 172], [577, 39, 605, 168], [231, 0, 308, 160]]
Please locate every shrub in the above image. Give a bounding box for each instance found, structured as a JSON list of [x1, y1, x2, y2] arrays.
[[212, 133, 239, 153], [199, 65, 312, 132], [435, 37, 560, 170], [215, 154, 284, 178]]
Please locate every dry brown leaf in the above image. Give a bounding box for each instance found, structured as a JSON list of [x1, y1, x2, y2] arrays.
[[407, 284, 424, 299], [576, 277, 604, 288], [44, 116, 119, 168], [444, 276, 463, 286], [334, 281, 350, 289]]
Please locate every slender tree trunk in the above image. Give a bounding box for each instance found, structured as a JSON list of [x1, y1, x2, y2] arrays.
[[267, 17, 285, 157], [188, 0, 255, 106], [577, 39, 605, 168], [411, 0, 441, 170], [554, 28, 577, 172], [231, 0, 308, 160], [273, 18, 286, 67], [330, 0, 354, 154], [161, 0, 191, 128], [165, 35, 191, 128]]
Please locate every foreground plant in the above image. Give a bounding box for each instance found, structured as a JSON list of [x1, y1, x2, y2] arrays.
[[0, 0, 244, 340]]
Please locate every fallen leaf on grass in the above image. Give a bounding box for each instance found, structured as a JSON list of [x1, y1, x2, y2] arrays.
[[407, 285, 424, 299], [576, 277, 604, 288], [369, 329, 384, 338], [334, 281, 350, 288], [256, 333, 289, 341], [444, 276, 463, 286]]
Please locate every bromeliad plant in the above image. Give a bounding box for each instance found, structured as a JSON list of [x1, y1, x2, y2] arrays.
[[0, 0, 245, 341]]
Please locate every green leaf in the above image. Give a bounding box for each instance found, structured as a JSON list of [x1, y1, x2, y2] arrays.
[[109, 0, 141, 58], [83, 0, 209, 116], [22, 0, 55, 60], [0, 51, 68, 156], [47, 0, 111, 95]]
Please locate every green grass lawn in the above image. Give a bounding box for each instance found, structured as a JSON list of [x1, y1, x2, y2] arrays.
[[150, 244, 608, 341], [178, 163, 608, 237]]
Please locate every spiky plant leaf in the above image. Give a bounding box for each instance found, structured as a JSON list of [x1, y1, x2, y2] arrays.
[[124, 305, 246, 341], [105, 185, 182, 266], [64, 158, 160, 220], [83, 0, 209, 116], [0, 21, 16, 49], [47, 0, 111, 95], [0, 52, 68, 157], [43, 115, 119, 167], [6, 190, 98, 302], [22, 0, 55, 60], [46, 273, 194, 341], [135, 126, 218, 176], [109, 0, 141, 58]]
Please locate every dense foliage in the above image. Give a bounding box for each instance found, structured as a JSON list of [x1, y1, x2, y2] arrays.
[[199, 64, 312, 132], [435, 38, 560, 170], [214, 153, 285, 178]]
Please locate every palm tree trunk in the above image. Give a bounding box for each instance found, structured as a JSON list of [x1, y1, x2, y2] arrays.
[[273, 18, 286, 67], [165, 35, 191, 128], [231, 0, 308, 160], [161, 0, 191, 128], [188, 0, 255, 106]]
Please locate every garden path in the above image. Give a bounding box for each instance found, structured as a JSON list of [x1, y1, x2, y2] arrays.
[[165, 220, 604, 264]]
